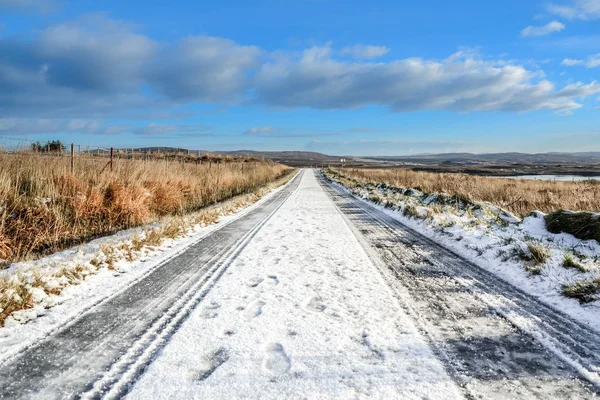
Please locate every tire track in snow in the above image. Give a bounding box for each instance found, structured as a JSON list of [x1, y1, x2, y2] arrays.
[[126, 169, 463, 400], [0, 171, 303, 400], [319, 171, 600, 398]]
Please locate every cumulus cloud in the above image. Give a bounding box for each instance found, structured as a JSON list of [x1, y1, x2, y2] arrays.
[[561, 53, 600, 67], [521, 21, 565, 37], [149, 36, 261, 101], [0, 14, 261, 118], [340, 45, 390, 59], [0, 0, 59, 13], [1, 14, 599, 123], [548, 0, 600, 20], [254, 46, 600, 114]]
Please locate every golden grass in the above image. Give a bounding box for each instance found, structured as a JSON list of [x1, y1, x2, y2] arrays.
[[0, 152, 289, 265], [0, 170, 295, 326], [331, 168, 600, 216]]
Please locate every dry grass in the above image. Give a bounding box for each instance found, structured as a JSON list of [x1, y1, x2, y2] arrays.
[[0, 170, 295, 326], [562, 278, 600, 303], [527, 242, 551, 265], [0, 152, 289, 265], [563, 253, 587, 273], [330, 168, 600, 216]]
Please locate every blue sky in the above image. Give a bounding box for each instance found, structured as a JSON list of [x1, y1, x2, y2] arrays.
[[0, 0, 599, 155]]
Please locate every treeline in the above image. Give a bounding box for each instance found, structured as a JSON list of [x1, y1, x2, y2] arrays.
[[31, 140, 66, 153]]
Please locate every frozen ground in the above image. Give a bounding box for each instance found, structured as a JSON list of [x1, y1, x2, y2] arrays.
[[1, 169, 599, 399], [127, 169, 462, 400]]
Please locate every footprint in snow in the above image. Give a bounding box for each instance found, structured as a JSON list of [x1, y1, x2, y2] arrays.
[[262, 343, 291, 376], [201, 301, 221, 319], [194, 347, 229, 381], [246, 277, 264, 288], [303, 296, 327, 312], [243, 299, 266, 320], [266, 275, 279, 285]]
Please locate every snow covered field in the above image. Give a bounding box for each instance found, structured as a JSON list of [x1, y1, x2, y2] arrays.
[[127, 170, 462, 399]]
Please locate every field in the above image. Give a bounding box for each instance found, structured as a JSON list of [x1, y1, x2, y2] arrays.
[[0, 152, 289, 266], [331, 167, 600, 216]]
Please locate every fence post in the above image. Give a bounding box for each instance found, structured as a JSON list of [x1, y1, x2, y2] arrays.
[[110, 147, 114, 172], [70, 143, 74, 174]]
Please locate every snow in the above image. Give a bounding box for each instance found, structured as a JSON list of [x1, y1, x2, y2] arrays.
[[322, 170, 600, 333], [126, 170, 463, 400], [0, 177, 293, 366]]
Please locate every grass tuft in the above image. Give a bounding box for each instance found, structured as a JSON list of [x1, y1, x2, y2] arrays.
[[562, 279, 600, 303], [562, 253, 587, 273], [527, 242, 550, 265]]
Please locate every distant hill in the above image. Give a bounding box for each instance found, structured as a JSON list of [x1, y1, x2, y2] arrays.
[[213, 151, 349, 166], [366, 152, 600, 165], [116, 147, 600, 167]]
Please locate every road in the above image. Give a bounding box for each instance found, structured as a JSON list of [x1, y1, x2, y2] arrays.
[[1, 170, 599, 399]]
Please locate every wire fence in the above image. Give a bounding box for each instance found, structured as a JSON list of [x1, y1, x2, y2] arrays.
[[0, 136, 269, 175]]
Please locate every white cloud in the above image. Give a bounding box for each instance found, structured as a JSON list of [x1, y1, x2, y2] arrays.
[[255, 46, 600, 114], [244, 126, 276, 136], [548, 0, 600, 20], [340, 45, 390, 59], [562, 58, 585, 66], [149, 36, 261, 101], [0, 14, 262, 118], [1, 14, 599, 120], [587, 54, 600, 67], [561, 53, 600, 67], [521, 21, 565, 37]]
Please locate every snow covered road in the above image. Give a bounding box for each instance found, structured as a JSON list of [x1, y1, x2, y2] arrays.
[[1, 169, 599, 399], [127, 168, 462, 400]]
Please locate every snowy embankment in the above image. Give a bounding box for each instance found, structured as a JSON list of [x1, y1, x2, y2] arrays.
[[321, 169, 600, 331], [0, 172, 295, 364], [127, 170, 462, 399]]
